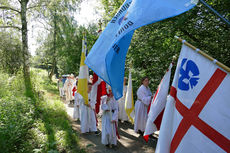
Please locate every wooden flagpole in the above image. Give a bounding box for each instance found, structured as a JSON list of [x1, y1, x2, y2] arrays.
[[174, 36, 230, 73]]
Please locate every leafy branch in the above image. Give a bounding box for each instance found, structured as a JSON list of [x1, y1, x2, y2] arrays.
[[0, 6, 20, 13], [0, 25, 21, 30]]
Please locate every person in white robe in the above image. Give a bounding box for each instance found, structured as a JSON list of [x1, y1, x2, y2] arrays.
[[73, 90, 81, 121], [64, 76, 72, 102], [73, 77, 79, 120], [64, 75, 75, 104], [118, 77, 129, 122], [58, 78, 64, 97], [78, 83, 97, 133], [134, 77, 152, 135], [97, 83, 109, 117], [101, 88, 119, 147]]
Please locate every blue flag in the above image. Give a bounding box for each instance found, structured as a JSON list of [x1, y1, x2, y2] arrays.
[[85, 0, 197, 100]]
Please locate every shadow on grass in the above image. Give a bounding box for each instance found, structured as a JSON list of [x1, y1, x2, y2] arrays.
[[36, 80, 85, 152]]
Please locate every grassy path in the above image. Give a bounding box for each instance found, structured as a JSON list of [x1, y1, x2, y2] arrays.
[[37, 69, 157, 153], [0, 69, 85, 153], [37, 78, 85, 153]]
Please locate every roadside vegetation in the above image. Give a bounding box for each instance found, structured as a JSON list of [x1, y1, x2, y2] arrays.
[[0, 69, 85, 153]]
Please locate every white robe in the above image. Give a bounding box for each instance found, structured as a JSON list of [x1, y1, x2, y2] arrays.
[[73, 92, 81, 121], [101, 95, 119, 145], [134, 85, 152, 133], [64, 78, 75, 102], [79, 92, 97, 133], [118, 86, 129, 121], [58, 81, 64, 97]]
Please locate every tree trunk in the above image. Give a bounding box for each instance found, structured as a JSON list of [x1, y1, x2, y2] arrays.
[[21, 0, 32, 97], [48, 9, 57, 81]]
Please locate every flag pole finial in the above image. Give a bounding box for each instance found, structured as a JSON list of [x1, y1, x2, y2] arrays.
[[98, 20, 103, 33], [98, 20, 102, 29], [83, 31, 86, 37], [174, 36, 230, 73]]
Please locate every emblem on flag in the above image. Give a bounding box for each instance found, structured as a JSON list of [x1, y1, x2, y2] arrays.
[[156, 44, 230, 153], [178, 58, 200, 91], [118, 12, 128, 25]]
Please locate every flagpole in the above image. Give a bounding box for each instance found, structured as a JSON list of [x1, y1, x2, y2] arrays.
[[200, 0, 230, 27], [174, 36, 230, 73]]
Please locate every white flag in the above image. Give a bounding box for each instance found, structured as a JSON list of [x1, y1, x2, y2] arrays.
[[156, 44, 230, 153], [143, 63, 172, 142], [77, 34, 89, 104], [125, 70, 135, 123]]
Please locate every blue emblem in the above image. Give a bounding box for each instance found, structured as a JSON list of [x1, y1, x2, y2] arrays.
[[118, 12, 128, 25], [178, 58, 200, 91], [118, 16, 125, 25]]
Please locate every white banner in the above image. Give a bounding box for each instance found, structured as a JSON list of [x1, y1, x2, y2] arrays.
[[156, 44, 230, 153]]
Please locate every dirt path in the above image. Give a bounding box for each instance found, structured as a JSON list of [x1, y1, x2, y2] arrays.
[[64, 103, 157, 153]]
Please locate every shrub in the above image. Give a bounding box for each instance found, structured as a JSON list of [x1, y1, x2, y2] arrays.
[[0, 72, 9, 97], [0, 69, 83, 152], [0, 96, 35, 152]]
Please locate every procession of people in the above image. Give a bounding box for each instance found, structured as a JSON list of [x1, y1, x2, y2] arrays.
[[58, 74, 157, 149]]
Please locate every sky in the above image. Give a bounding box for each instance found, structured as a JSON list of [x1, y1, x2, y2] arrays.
[[75, 0, 103, 26], [28, 0, 103, 56]]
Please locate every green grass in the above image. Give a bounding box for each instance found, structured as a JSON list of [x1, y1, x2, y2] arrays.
[[0, 69, 85, 153]]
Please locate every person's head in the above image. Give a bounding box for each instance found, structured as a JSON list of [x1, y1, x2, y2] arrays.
[[88, 82, 92, 93], [141, 76, 149, 87], [89, 75, 93, 82], [70, 74, 74, 79], [108, 86, 113, 97]]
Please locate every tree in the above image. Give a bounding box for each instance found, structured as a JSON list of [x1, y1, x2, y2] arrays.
[[31, 0, 81, 80], [0, 30, 22, 74], [100, 0, 230, 94], [34, 20, 98, 77], [0, 0, 34, 97]]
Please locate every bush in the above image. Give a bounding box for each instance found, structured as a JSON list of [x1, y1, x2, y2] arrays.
[[0, 71, 36, 153], [0, 97, 35, 153], [0, 69, 83, 153], [0, 72, 9, 97]]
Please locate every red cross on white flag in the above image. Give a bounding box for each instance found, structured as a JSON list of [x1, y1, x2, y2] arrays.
[[156, 44, 230, 153]]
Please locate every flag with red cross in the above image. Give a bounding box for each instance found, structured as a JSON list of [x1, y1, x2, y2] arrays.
[[156, 44, 230, 153]]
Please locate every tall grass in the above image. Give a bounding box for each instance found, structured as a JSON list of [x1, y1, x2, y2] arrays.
[[0, 69, 84, 153]]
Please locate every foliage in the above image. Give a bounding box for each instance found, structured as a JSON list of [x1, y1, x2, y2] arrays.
[[0, 0, 82, 92], [0, 30, 23, 74], [100, 0, 230, 94], [31, 0, 81, 78], [34, 0, 229, 96], [0, 0, 228, 151], [0, 72, 10, 97], [101, 0, 123, 22], [56, 24, 98, 75], [1, 0, 229, 101], [0, 69, 84, 153], [33, 22, 98, 76], [0, 96, 34, 153], [0, 70, 35, 152]]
